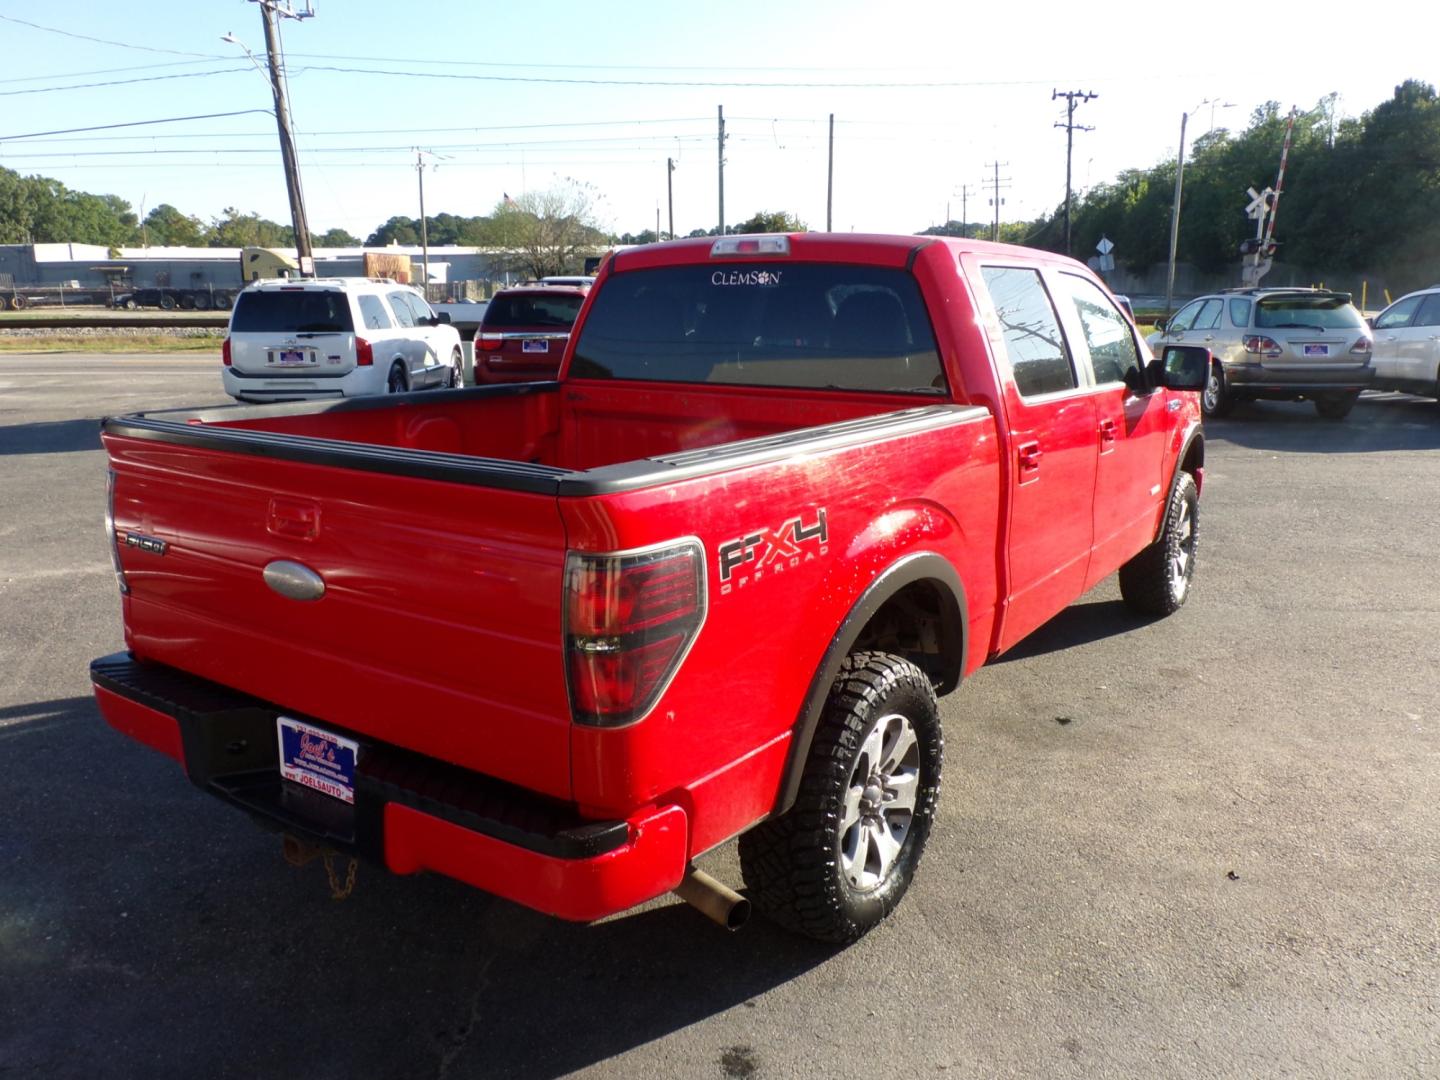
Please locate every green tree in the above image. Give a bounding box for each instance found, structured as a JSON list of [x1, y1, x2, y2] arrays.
[[481, 180, 608, 277], [208, 207, 291, 247], [142, 203, 208, 247], [732, 210, 807, 234], [366, 216, 419, 245], [313, 227, 361, 247]]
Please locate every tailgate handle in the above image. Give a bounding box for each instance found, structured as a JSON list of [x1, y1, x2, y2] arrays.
[[268, 497, 321, 541], [263, 560, 326, 602]]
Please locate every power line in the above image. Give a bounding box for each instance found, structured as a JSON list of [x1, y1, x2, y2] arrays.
[[0, 58, 225, 86], [0, 110, 274, 144], [0, 14, 221, 57], [0, 68, 251, 97]]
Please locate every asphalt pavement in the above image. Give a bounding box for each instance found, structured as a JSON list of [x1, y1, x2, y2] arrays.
[[1, 354, 1437, 1079]]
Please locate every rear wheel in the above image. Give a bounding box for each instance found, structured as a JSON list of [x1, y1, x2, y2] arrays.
[[386, 363, 408, 394], [449, 348, 465, 388], [194, 292, 213, 310], [123, 298, 139, 311], [738, 652, 943, 944], [214, 291, 233, 310], [159, 294, 177, 310], [1201, 363, 1233, 417], [1314, 391, 1359, 420], [1119, 471, 1198, 616], [10, 294, 26, 310]]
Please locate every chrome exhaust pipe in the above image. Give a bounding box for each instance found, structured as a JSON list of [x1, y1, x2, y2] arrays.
[[674, 868, 751, 930]]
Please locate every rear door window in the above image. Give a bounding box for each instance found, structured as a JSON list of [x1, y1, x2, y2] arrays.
[[231, 290, 354, 333], [980, 266, 1076, 397], [1413, 293, 1440, 327], [571, 263, 944, 393], [1228, 298, 1253, 327]]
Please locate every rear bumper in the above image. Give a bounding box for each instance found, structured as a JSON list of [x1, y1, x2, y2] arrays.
[[1222, 360, 1374, 394], [90, 652, 688, 922], [222, 365, 379, 402]]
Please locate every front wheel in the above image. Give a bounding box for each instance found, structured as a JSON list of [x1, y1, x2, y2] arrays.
[[1201, 363, 1234, 418], [1119, 471, 1198, 616], [449, 348, 465, 388], [738, 651, 943, 944], [1314, 391, 1359, 420]]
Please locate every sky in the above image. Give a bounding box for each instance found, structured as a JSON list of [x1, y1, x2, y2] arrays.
[[1, 0, 1436, 250]]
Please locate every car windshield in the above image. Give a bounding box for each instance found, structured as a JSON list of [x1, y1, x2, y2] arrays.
[[231, 290, 354, 333], [1255, 296, 1363, 330], [483, 293, 584, 329], [570, 262, 945, 394]]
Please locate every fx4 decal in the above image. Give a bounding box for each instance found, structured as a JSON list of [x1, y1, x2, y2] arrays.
[[717, 509, 828, 595]]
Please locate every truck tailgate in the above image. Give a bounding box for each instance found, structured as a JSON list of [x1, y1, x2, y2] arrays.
[[104, 432, 573, 801]]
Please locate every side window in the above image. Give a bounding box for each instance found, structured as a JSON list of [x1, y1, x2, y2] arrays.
[[357, 294, 392, 330], [1374, 295, 1421, 330], [402, 293, 435, 324], [1166, 299, 1206, 333], [980, 266, 1076, 398], [1228, 298, 1252, 327], [1410, 294, 1440, 328], [387, 291, 417, 328], [1192, 298, 1223, 330], [1062, 274, 1142, 386]]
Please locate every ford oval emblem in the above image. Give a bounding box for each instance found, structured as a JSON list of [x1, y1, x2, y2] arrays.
[[263, 560, 326, 601]]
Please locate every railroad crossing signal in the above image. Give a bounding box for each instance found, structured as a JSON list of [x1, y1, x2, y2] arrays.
[[1245, 186, 1272, 221]]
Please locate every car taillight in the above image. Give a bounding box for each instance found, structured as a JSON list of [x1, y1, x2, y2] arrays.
[[105, 470, 129, 596], [564, 540, 706, 727], [1350, 337, 1372, 356], [478, 333, 504, 352], [356, 337, 373, 366], [222, 338, 232, 367], [1243, 335, 1283, 358]]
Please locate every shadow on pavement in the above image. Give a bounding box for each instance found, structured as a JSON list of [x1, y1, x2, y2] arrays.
[[0, 691, 838, 1080], [1204, 393, 1439, 454], [0, 418, 101, 456], [992, 598, 1156, 664]]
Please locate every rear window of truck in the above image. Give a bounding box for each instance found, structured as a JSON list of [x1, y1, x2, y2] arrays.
[[231, 290, 355, 333], [570, 263, 945, 394]]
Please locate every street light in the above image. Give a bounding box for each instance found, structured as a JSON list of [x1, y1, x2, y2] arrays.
[[221, 16, 313, 276], [1164, 99, 1234, 318]]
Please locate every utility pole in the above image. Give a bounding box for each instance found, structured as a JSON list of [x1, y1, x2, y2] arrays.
[[415, 149, 429, 293], [955, 183, 974, 236], [1164, 110, 1190, 318], [1052, 89, 1097, 257], [717, 105, 726, 235], [985, 162, 1010, 241], [826, 113, 835, 231], [256, 1, 314, 275], [666, 157, 675, 240]]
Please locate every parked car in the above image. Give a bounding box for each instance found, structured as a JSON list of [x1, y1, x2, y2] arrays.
[[222, 278, 464, 403], [94, 232, 1207, 944], [473, 283, 589, 383], [1147, 287, 1374, 419], [1369, 286, 1440, 400]]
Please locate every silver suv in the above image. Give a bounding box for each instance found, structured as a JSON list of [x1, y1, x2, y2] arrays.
[[1148, 288, 1373, 419]]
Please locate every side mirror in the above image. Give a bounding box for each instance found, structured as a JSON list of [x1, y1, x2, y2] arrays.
[[1153, 317, 1167, 334], [1147, 344, 1210, 392], [1364, 315, 1375, 329]]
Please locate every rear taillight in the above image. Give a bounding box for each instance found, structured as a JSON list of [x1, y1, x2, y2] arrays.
[[105, 470, 129, 596], [564, 540, 706, 727], [1350, 337, 1372, 356], [478, 333, 504, 352], [1243, 335, 1283, 358], [356, 337, 374, 366], [222, 338, 232, 367]]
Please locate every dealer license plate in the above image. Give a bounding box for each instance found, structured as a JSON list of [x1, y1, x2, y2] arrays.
[[276, 349, 308, 365], [277, 717, 358, 804], [1303, 344, 1330, 357], [522, 339, 549, 354]]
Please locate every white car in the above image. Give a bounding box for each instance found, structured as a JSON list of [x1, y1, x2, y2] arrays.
[[1370, 287, 1440, 400], [222, 278, 465, 403]]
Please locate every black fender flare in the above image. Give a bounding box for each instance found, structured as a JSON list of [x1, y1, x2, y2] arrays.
[[1155, 426, 1204, 542], [773, 552, 968, 817]]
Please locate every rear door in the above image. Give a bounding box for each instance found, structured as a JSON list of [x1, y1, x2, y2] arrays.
[[229, 288, 357, 379], [971, 261, 1097, 653]]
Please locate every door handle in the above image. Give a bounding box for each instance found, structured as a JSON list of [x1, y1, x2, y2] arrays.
[[1017, 441, 1042, 471], [1098, 419, 1116, 444], [1167, 399, 1183, 412]]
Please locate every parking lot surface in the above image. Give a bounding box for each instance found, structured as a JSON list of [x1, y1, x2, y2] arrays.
[[1, 354, 1437, 1079]]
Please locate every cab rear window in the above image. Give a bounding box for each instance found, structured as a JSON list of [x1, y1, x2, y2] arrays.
[[231, 291, 354, 333], [570, 263, 944, 394]]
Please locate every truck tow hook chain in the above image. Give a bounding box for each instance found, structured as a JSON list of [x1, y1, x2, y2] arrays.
[[281, 834, 358, 901]]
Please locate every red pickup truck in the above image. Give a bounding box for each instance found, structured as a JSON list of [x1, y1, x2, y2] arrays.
[[92, 234, 1208, 943]]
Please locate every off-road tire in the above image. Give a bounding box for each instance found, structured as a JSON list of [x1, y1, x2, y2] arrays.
[[738, 651, 943, 944], [1201, 362, 1234, 418], [1314, 391, 1359, 420], [1119, 471, 1198, 616]]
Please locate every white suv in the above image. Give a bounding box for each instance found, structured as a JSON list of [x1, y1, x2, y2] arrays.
[[222, 278, 465, 403]]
